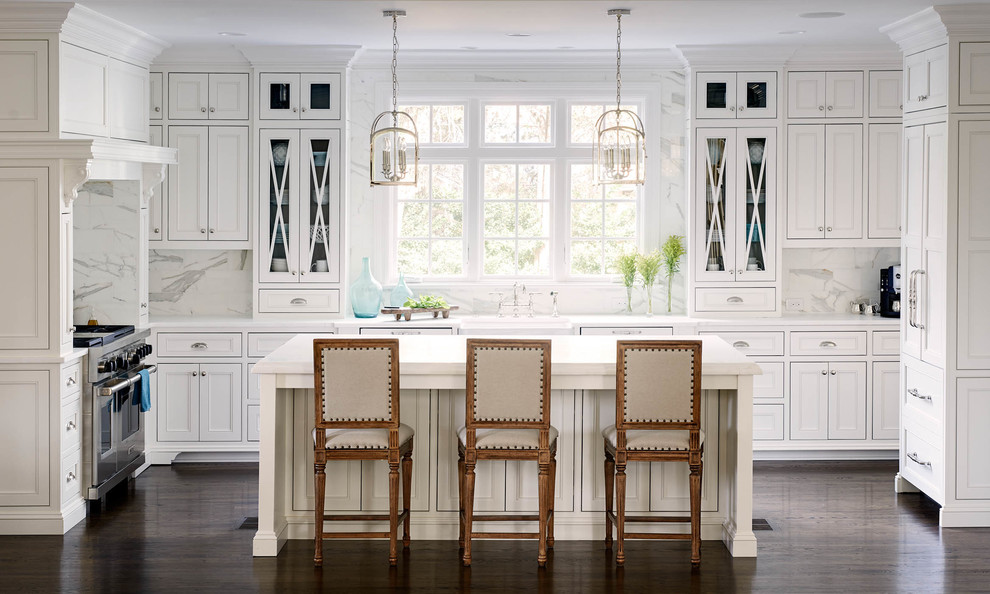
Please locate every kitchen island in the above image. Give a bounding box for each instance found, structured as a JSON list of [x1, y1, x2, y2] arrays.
[[251, 334, 762, 557]]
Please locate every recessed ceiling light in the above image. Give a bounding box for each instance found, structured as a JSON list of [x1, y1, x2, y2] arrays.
[[506, 33, 532, 37], [778, 30, 807, 35], [218, 31, 246, 37], [798, 12, 845, 19]]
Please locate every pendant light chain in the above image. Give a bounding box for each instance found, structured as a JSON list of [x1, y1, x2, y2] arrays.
[[391, 13, 399, 120], [615, 12, 622, 112]]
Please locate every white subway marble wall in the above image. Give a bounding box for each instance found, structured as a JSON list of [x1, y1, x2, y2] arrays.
[[148, 250, 252, 317], [782, 248, 900, 313], [73, 181, 140, 325]]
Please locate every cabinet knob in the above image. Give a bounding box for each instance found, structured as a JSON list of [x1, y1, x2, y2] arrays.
[[827, 105, 833, 111], [737, 269, 742, 274], [819, 105, 825, 111], [68, 327, 75, 333], [300, 271, 306, 275], [192, 371, 198, 376], [66, 376, 76, 386], [66, 419, 77, 431], [818, 226, 824, 232], [200, 228, 206, 234], [827, 226, 832, 232], [201, 371, 207, 376], [729, 270, 734, 275], [154, 106, 161, 112], [830, 370, 837, 375], [730, 106, 736, 111], [738, 106, 744, 111], [291, 270, 297, 275], [154, 227, 160, 233], [821, 369, 827, 375], [201, 107, 207, 113], [899, 104, 903, 110], [66, 472, 76, 483], [301, 107, 307, 112], [209, 228, 215, 234], [292, 107, 298, 112], [210, 107, 216, 113]]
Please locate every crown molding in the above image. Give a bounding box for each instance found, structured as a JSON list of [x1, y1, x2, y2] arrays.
[[676, 45, 795, 69], [238, 45, 361, 70], [880, 7, 948, 53], [354, 48, 682, 72], [0, 2, 73, 32], [61, 5, 169, 66]]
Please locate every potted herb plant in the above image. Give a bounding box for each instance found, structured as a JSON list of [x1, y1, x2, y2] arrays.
[[660, 235, 687, 313], [616, 251, 639, 314], [636, 250, 663, 316]]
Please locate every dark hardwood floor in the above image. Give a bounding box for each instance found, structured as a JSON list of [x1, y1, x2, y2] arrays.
[[1, 461, 988, 593]]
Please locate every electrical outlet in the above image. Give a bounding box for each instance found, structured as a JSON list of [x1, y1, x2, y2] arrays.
[[785, 298, 804, 312]]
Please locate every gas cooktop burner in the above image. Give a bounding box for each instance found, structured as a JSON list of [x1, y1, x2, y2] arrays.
[[73, 324, 136, 348]]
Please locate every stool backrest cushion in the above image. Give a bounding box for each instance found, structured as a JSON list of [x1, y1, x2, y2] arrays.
[[468, 340, 550, 425], [618, 341, 701, 429], [314, 340, 397, 424]]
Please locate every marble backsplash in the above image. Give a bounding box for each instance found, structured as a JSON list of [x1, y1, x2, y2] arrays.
[[782, 248, 900, 313], [148, 250, 252, 317], [74, 181, 141, 325]]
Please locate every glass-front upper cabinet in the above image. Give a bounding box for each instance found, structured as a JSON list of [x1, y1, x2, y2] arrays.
[[259, 129, 341, 283], [259, 73, 342, 120], [695, 72, 777, 119], [694, 128, 775, 283]]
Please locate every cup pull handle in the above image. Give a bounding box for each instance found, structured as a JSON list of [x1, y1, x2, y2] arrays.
[[191, 342, 208, 350], [290, 298, 308, 305], [732, 341, 750, 348], [726, 296, 743, 303], [613, 329, 642, 335], [819, 340, 837, 348]]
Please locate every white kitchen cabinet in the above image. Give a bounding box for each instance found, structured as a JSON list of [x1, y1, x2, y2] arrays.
[[869, 71, 903, 117], [166, 125, 249, 243], [790, 362, 866, 440], [872, 361, 900, 441], [753, 404, 785, 440], [0, 370, 50, 506], [59, 213, 73, 351], [149, 71, 163, 120], [0, 167, 49, 350], [156, 362, 242, 442], [107, 58, 147, 141], [168, 73, 249, 120], [695, 72, 777, 119], [904, 45, 948, 113], [902, 122, 947, 368], [694, 127, 776, 284], [960, 43, 990, 106], [259, 128, 342, 282], [60, 43, 107, 137], [787, 71, 864, 118], [260, 73, 341, 120], [578, 326, 673, 336], [955, 379, 990, 499], [957, 121, 990, 369], [0, 40, 49, 132], [868, 124, 903, 239], [786, 124, 863, 239], [148, 125, 164, 241]]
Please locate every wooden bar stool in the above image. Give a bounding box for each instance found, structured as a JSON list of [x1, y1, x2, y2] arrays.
[[458, 339, 557, 567], [603, 340, 704, 566], [312, 338, 413, 567]]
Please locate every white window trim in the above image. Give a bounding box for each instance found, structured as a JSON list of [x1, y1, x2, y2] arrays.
[[374, 82, 659, 286]]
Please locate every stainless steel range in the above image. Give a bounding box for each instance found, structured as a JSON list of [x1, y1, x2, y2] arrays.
[[74, 325, 156, 500]]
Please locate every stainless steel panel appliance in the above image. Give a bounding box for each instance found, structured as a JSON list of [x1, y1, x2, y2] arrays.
[[74, 325, 156, 500]]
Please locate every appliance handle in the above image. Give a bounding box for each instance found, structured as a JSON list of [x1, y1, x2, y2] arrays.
[[908, 270, 918, 329], [98, 364, 158, 397], [916, 269, 927, 330]]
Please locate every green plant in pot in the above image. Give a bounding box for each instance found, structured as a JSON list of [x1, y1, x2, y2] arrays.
[[660, 234, 687, 313], [616, 251, 639, 314], [636, 250, 662, 316]]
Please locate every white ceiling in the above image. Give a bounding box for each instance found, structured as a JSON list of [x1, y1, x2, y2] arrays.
[[42, 0, 990, 50]]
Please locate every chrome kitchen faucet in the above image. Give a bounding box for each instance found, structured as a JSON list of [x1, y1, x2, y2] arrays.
[[490, 282, 540, 317]]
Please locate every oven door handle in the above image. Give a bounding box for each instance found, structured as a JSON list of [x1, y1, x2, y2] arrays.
[[98, 364, 158, 397]]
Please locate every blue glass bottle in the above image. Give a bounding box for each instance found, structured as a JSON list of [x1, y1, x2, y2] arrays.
[[350, 257, 382, 318], [390, 272, 414, 307]]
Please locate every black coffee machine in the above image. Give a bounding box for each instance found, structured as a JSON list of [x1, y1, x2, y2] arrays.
[[880, 265, 901, 318]]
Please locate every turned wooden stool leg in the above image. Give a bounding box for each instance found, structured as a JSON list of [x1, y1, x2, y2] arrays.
[[615, 462, 627, 567], [538, 462, 549, 567], [547, 456, 557, 549], [402, 449, 413, 548], [604, 450, 614, 550], [388, 461, 400, 566], [314, 461, 326, 567], [690, 460, 702, 566], [462, 461, 476, 567], [457, 451, 466, 550]]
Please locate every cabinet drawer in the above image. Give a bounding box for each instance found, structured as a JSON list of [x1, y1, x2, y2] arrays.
[[700, 331, 784, 356], [902, 426, 944, 501], [695, 287, 775, 312], [61, 450, 82, 504], [903, 361, 943, 428], [61, 362, 82, 398], [790, 331, 867, 356], [247, 404, 260, 442], [753, 404, 784, 440], [157, 333, 243, 357], [247, 332, 330, 358], [579, 326, 673, 336], [753, 361, 785, 399], [872, 331, 900, 356], [359, 327, 455, 336], [258, 289, 340, 313], [61, 397, 82, 456]]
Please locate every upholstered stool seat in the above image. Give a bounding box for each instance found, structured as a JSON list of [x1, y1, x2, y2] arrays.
[[316, 424, 415, 449], [457, 426, 558, 450], [601, 425, 704, 451]]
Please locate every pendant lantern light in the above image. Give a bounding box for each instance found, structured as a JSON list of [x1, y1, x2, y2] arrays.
[[593, 8, 646, 185], [370, 10, 419, 186]]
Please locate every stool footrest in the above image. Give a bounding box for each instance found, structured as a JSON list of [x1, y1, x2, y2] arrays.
[[318, 531, 391, 539], [469, 532, 541, 539], [467, 513, 540, 522], [623, 514, 692, 523], [623, 532, 692, 540]]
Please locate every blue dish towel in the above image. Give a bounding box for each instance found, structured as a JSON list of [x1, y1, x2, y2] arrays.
[[137, 368, 151, 412]]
